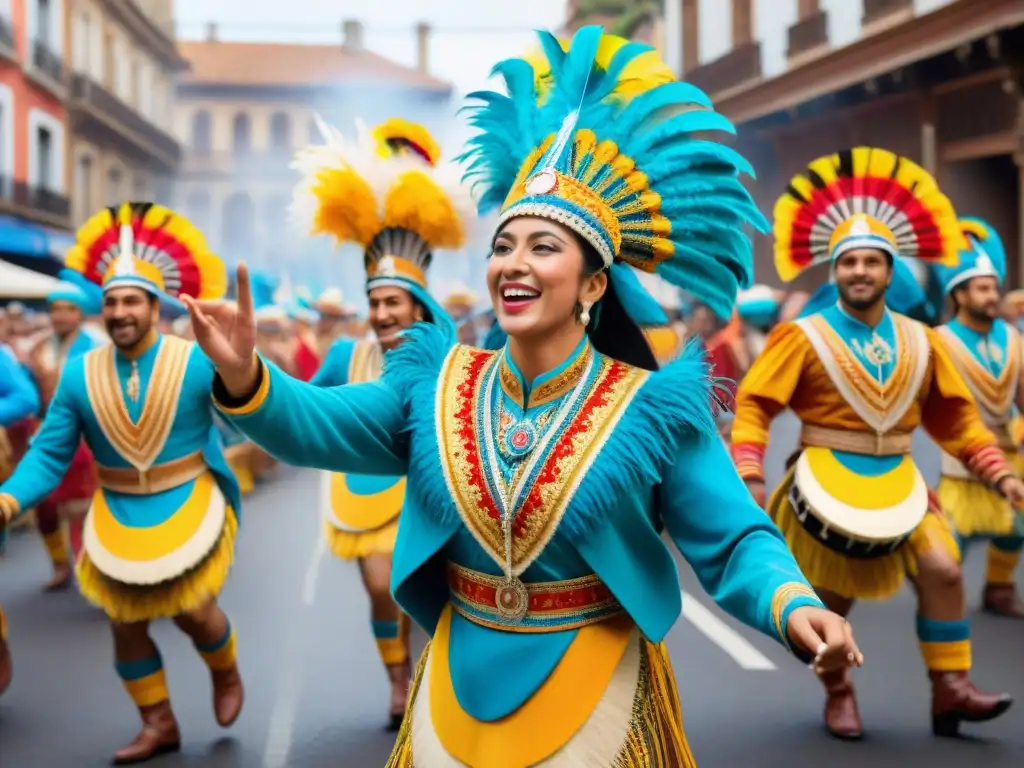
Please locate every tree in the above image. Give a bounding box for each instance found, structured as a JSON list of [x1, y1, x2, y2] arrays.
[[569, 0, 663, 40]]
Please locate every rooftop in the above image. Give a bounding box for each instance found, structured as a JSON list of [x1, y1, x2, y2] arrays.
[[178, 23, 451, 93]]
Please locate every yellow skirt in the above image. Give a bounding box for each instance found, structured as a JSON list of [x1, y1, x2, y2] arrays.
[[937, 453, 1023, 539], [769, 465, 960, 601], [387, 615, 695, 767], [75, 508, 238, 624], [323, 518, 398, 560], [225, 445, 255, 495]]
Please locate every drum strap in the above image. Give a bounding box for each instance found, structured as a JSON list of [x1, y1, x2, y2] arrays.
[[800, 424, 912, 456]]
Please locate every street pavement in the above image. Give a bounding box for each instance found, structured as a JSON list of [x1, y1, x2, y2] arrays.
[[0, 412, 1022, 767]]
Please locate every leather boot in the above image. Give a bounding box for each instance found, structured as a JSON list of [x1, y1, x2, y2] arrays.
[[112, 700, 181, 765], [820, 667, 863, 740], [0, 637, 11, 697], [211, 664, 244, 727], [982, 584, 1024, 618], [43, 563, 72, 592], [930, 670, 1013, 737], [386, 660, 412, 732]]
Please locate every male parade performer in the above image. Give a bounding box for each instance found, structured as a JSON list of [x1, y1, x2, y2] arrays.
[[291, 115, 471, 728], [444, 284, 479, 346], [933, 218, 1024, 617], [732, 148, 1020, 740], [0, 339, 40, 697], [24, 281, 102, 590], [0, 203, 243, 764], [312, 287, 357, 356]]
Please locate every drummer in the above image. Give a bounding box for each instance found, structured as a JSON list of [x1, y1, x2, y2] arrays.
[[730, 147, 1020, 741]]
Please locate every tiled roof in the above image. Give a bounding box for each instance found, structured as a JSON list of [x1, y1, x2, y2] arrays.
[[177, 40, 451, 92]]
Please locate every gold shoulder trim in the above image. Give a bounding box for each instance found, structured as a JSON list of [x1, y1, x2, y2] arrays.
[[85, 337, 193, 470]]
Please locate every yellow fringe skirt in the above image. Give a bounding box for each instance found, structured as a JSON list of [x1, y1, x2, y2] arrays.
[[323, 517, 399, 560], [937, 453, 1023, 539], [224, 444, 255, 495], [75, 508, 238, 624], [769, 466, 960, 601], [387, 632, 695, 767]]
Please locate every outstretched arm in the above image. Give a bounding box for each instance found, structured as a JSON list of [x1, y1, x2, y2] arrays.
[[214, 357, 408, 476], [0, 348, 39, 426], [661, 433, 824, 653]]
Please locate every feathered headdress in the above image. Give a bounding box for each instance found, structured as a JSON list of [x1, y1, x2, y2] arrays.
[[250, 271, 288, 331], [932, 216, 1006, 294], [443, 282, 478, 313], [735, 285, 779, 325], [459, 26, 766, 321], [773, 147, 965, 283], [290, 116, 473, 337], [64, 202, 227, 307]]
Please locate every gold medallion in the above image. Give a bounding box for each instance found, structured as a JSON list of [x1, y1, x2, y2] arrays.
[[494, 577, 530, 622]]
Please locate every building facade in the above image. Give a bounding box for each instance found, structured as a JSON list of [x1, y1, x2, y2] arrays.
[[668, 0, 1024, 289], [174, 19, 452, 299], [66, 0, 186, 228], [0, 0, 71, 232]]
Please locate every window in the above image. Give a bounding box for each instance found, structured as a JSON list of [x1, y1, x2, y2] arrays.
[[72, 12, 90, 72], [28, 108, 64, 192], [107, 166, 123, 205], [269, 112, 291, 152], [798, 0, 819, 18], [113, 39, 131, 100], [37, 0, 51, 47], [0, 85, 11, 198], [232, 113, 251, 155], [74, 154, 93, 224], [191, 110, 212, 155]]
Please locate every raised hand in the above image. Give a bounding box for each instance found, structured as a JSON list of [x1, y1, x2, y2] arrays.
[[182, 262, 259, 397]]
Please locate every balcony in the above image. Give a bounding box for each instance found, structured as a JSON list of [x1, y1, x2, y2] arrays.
[[0, 175, 71, 230], [0, 16, 16, 64], [686, 43, 762, 98], [68, 75, 181, 172], [862, 0, 912, 26], [788, 12, 829, 61], [180, 149, 300, 180], [25, 39, 66, 98]]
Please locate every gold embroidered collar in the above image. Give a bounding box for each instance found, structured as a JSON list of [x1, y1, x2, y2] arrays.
[[498, 340, 592, 410]]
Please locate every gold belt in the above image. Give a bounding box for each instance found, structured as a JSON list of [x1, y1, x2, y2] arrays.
[[96, 451, 207, 495], [800, 424, 912, 456]]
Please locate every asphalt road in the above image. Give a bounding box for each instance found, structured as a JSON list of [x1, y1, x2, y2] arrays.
[[0, 413, 1022, 767]]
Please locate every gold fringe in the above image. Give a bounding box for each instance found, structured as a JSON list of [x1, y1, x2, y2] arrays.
[[769, 467, 960, 600], [227, 455, 255, 495], [937, 476, 1018, 539], [385, 636, 697, 767], [323, 518, 399, 560], [75, 509, 238, 623]]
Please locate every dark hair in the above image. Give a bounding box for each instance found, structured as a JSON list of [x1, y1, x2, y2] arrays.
[[576, 234, 659, 371]]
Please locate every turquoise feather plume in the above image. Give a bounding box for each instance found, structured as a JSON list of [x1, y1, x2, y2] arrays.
[[458, 26, 768, 321]]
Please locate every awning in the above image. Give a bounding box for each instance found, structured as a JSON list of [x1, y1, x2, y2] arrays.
[[0, 215, 64, 276], [0, 259, 59, 299]]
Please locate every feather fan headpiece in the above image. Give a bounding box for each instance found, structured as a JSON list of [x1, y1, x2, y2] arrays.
[[459, 25, 767, 321], [64, 202, 227, 303], [773, 147, 965, 283], [932, 216, 1006, 295], [290, 116, 474, 299]]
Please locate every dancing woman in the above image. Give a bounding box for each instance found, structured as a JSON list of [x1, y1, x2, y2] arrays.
[[191, 27, 858, 767]]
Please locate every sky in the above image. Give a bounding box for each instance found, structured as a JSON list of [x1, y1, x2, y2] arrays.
[[174, 0, 568, 97]]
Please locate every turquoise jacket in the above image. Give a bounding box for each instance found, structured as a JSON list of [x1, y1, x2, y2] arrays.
[[219, 324, 822, 720], [0, 346, 39, 427], [1, 335, 240, 523]]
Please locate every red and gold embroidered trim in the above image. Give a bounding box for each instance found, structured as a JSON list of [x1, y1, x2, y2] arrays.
[[497, 341, 592, 409], [84, 337, 191, 471], [964, 444, 1014, 488], [731, 442, 766, 481], [436, 346, 648, 574]]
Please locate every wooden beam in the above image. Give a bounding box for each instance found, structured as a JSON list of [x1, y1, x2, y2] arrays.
[[939, 133, 1017, 162]]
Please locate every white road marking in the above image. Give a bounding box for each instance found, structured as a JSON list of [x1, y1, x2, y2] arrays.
[[262, 654, 301, 768], [301, 471, 331, 606], [680, 590, 777, 671]]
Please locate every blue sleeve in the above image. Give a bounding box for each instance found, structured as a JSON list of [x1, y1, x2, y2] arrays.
[[216, 358, 408, 476], [310, 339, 353, 387], [660, 434, 824, 652], [0, 349, 39, 426], [0, 374, 82, 509]]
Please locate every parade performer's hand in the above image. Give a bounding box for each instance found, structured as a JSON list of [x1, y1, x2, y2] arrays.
[[182, 262, 259, 398], [997, 475, 1024, 509], [745, 479, 766, 508], [0, 493, 19, 532], [786, 607, 864, 674]]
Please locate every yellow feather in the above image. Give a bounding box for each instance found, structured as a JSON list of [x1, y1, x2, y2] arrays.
[[960, 218, 989, 241], [310, 166, 381, 247], [382, 170, 465, 250], [807, 156, 838, 185], [372, 118, 441, 166]]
